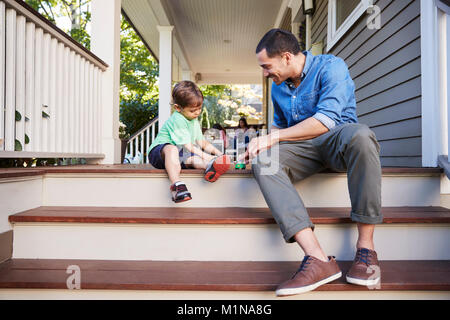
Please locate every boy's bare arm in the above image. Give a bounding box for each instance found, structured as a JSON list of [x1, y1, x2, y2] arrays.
[[183, 142, 216, 162], [197, 139, 222, 156]]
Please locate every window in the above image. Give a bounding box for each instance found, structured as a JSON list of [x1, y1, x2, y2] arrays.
[[327, 0, 372, 51]]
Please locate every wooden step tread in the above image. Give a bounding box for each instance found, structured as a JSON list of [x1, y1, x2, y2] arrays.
[[9, 206, 450, 224], [0, 165, 443, 179], [0, 259, 448, 291]]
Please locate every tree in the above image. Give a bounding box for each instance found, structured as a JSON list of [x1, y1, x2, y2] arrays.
[[25, 0, 91, 49], [119, 17, 159, 138], [199, 85, 263, 128]]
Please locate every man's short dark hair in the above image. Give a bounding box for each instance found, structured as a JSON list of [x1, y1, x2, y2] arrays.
[[256, 28, 301, 58]]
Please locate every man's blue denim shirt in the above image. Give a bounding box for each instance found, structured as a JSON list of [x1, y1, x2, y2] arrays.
[[271, 51, 358, 130]]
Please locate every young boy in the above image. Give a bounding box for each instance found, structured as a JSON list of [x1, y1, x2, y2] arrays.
[[148, 81, 231, 203]]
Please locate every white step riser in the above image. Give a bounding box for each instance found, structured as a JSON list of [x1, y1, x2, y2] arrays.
[[0, 289, 448, 300], [12, 223, 450, 261], [42, 174, 442, 207]]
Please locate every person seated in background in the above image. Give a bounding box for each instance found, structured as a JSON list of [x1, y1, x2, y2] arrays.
[[237, 117, 250, 133], [212, 123, 229, 150]]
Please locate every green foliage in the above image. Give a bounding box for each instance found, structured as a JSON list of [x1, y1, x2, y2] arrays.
[[201, 106, 210, 129], [119, 17, 159, 137], [197, 85, 233, 127], [15, 140, 22, 152], [119, 97, 158, 139], [24, 0, 90, 48], [120, 18, 159, 102], [199, 85, 232, 98]]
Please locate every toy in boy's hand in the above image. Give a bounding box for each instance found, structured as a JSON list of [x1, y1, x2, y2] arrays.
[[234, 160, 246, 170]]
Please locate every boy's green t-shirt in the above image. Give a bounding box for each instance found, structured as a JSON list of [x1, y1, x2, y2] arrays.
[[149, 111, 204, 154]]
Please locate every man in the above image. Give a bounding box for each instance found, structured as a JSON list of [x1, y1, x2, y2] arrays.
[[245, 29, 383, 296]]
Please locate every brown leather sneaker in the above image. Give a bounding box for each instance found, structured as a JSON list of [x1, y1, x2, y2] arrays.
[[275, 255, 342, 297], [346, 248, 381, 287]]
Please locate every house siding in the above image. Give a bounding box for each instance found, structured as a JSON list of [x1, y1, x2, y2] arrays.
[[312, 0, 422, 167]]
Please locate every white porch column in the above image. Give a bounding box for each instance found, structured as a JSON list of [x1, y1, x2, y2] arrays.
[[157, 26, 174, 126], [421, 0, 441, 167], [91, 0, 121, 164]]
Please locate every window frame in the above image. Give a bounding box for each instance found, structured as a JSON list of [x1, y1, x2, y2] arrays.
[[327, 0, 371, 52]]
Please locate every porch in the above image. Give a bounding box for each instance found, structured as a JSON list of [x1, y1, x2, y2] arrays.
[[0, 0, 450, 300]]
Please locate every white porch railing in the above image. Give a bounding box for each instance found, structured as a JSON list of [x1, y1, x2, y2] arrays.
[[125, 117, 159, 164], [0, 0, 107, 159]]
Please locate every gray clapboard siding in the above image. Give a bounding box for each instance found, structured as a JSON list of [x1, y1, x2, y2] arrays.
[[381, 157, 422, 167], [355, 57, 421, 103], [349, 17, 420, 79], [358, 97, 421, 127], [379, 137, 421, 157], [311, 0, 328, 48], [311, 1, 328, 41], [357, 76, 421, 116], [338, 0, 415, 62], [353, 38, 421, 90], [371, 117, 421, 141], [330, 0, 390, 57], [309, 0, 422, 166]]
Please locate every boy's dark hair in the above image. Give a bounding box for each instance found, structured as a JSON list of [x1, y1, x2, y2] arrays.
[[172, 80, 204, 108], [256, 28, 301, 58]]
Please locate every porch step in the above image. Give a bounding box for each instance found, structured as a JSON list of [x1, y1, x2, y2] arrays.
[[9, 206, 450, 261], [0, 166, 443, 207], [9, 206, 450, 224], [42, 166, 445, 207], [0, 259, 449, 299]]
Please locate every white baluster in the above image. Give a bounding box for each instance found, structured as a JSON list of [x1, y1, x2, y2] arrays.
[[41, 32, 50, 152], [24, 22, 35, 152], [145, 126, 150, 163], [140, 132, 144, 163], [49, 37, 57, 152], [97, 69, 102, 154], [62, 46, 70, 153], [88, 63, 94, 154], [74, 54, 81, 153], [15, 15, 26, 152], [79, 57, 85, 153], [0, 2, 5, 150], [83, 59, 89, 153], [92, 67, 98, 154], [55, 42, 64, 152], [5, 9, 16, 151], [68, 50, 75, 153]]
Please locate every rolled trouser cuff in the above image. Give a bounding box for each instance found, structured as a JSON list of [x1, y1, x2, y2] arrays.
[[283, 219, 315, 243], [351, 211, 383, 224]]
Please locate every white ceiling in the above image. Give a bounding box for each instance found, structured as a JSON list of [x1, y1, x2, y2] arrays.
[[122, 0, 286, 84]]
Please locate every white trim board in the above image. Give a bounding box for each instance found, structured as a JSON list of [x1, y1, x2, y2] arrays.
[[421, 0, 445, 167], [327, 0, 371, 52]]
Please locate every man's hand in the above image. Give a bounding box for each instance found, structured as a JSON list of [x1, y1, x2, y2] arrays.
[[240, 133, 279, 163]]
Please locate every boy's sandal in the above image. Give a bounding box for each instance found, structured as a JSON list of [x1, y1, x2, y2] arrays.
[[170, 183, 192, 203]]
